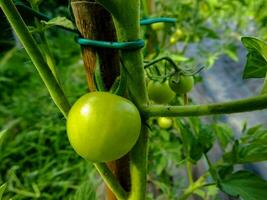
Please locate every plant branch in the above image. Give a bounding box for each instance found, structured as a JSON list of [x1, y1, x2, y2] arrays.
[[142, 94, 267, 117], [0, 0, 70, 118], [94, 163, 129, 200]]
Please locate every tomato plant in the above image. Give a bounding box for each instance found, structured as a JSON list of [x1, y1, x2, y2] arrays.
[[169, 74, 194, 94], [67, 92, 141, 162], [1, 0, 267, 200], [147, 80, 175, 104]]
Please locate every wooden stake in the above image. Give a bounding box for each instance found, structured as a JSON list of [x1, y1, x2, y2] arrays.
[[71, 1, 130, 199]]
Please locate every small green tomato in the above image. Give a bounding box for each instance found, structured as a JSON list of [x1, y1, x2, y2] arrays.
[[157, 117, 172, 129], [148, 80, 175, 104], [169, 74, 194, 94]]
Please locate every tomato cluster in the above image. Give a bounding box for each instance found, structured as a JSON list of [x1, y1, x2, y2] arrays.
[[147, 74, 194, 104]]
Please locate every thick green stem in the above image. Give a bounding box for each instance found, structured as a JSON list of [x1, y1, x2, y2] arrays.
[[142, 94, 267, 117], [0, 0, 70, 117], [186, 161, 193, 186], [96, 1, 149, 199], [94, 163, 129, 200], [128, 125, 149, 200], [96, 0, 148, 107]]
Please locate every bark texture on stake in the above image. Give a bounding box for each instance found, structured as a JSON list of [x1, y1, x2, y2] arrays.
[[71, 0, 119, 91], [71, 1, 130, 199]]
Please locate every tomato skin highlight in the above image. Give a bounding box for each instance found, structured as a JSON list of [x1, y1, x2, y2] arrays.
[[147, 80, 175, 104], [169, 75, 194, 94], [157, 117, 172, 129], [67, 92, 141, 162]]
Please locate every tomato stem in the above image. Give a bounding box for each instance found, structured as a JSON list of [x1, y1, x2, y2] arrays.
[[94, 163, 129, 200], [96, 1, 150, 199], [142, 94, 267, 117], [128, 125, 149, 200]]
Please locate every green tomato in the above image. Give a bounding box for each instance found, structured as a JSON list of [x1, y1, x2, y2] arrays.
[[169, 75, 194, 94], [67, 92, 141, 162], [169, 36, 178, 45], [151, 22, 165, 31], [157, 117, 172, 129], [148, 80, 175, 104], [174, 28, 183, 38], [170, 29, 184, 45]]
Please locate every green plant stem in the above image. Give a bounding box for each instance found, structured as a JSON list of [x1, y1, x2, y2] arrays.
[[0, 0, 70, 118], [141, 0, 149, 16], [204, 154, 218, 182], [186, 160, 193, 186], [94, 163, 129, 200], [178, 181, 215, 200], [128, 125, 149, 200], [142, 94, 267, 117], [96, 0, 148, 107], [96, 1, 149, 199]]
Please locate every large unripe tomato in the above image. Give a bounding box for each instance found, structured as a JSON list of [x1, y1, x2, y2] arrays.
[[157, 117, 172, 129], [169, 74, 194, 94], [67, 92, 141, 162], [148, 80, 175, 104]]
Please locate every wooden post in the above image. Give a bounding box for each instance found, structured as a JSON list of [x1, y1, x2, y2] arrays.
[[71, 0, 119, 91], [71, 1, 130, 199]]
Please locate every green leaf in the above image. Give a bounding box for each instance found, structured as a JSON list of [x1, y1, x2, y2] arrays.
[[189, 137, 203, 163], [262, 75, 267, 94], [219, 170, 267, 200], [177, 120, 203, 163], [241, 37, 267, 79], [171, 54, 190, 62], [241, 125, 267, 145], [240, 144, 267, 163], [224, 44, 239, 62], [197, 126, 214, 153], [0, 118, 21, 150], [223, 126, 267, 163], [0, 183, 7, 200], [217, 165, 233, 179], [213, 123, 234, 149], [26, 0, 43, 6], [41, 17, 75, 31], [198, 26, 219, 39]]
